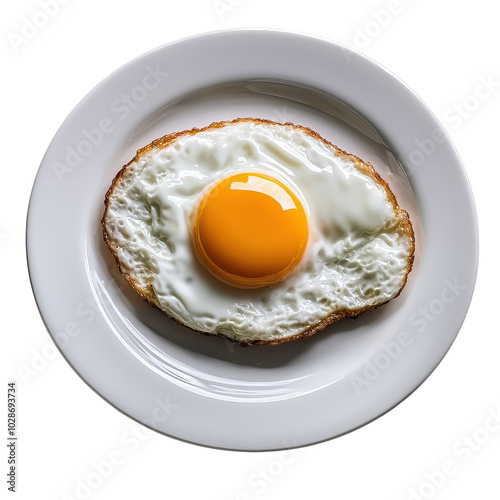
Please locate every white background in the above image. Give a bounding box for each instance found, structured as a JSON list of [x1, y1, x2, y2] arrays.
[[2, 0, 499, 499]]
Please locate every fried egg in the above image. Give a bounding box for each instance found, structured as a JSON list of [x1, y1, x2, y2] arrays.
[[102, 118, 414, 345]]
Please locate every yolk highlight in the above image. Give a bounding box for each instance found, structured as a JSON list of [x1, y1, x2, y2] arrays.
[[192, 172, 308, 288]]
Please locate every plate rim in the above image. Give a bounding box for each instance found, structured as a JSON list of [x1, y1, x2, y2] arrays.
[[26, 28, 479, 451]]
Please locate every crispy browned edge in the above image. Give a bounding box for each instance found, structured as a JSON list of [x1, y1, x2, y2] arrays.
[[101, 117, 415, 346]]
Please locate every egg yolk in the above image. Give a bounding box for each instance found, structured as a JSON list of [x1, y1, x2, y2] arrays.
[[192, 172, 308, 288]]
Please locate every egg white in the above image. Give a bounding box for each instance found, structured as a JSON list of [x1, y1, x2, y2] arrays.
[[103, 120, 413, 343]]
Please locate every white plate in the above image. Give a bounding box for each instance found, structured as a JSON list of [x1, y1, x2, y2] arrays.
[[27, 29, 478, 451]]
